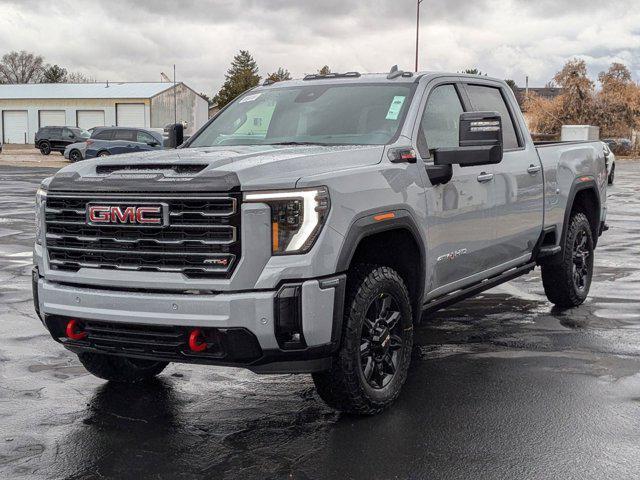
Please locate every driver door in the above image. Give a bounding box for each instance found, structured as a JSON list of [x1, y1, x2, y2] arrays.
[[416, 83, 496, 297]]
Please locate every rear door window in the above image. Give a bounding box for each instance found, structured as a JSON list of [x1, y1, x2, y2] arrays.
[[113, 129, 136, 141], [92, 129, 113, 140], [465, 85, 520, 149]]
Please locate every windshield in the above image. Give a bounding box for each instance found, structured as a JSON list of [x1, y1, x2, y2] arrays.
[[72, 128, 90, 139], [189, 84, 413, 147]]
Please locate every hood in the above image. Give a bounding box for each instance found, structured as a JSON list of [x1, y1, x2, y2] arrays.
[[47, 144, 384, 193]]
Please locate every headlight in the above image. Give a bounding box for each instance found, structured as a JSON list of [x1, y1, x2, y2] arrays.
[[35, 186, 47, 245], [244, 187, 330, 255]]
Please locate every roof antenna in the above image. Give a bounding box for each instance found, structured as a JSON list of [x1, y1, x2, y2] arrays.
[[387, 65, 403, 80]]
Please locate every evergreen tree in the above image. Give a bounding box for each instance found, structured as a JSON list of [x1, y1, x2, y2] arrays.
[[504, 79, 518, 92], [267, 67, 291, 83], [213, 50, 261, 108], [318, 65, 331, 75], [42, 64, 68, 83]]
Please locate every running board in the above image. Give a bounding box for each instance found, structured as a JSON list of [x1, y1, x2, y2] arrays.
[[422, 262, 536, 314]]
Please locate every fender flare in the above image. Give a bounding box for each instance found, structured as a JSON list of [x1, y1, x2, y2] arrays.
[[336, 208, 427, 309], [560, 176, 601, 248]]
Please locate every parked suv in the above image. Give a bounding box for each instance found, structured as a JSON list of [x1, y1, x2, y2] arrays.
[[33, 71, 608, 415], [34, 126, 90, 155], [82, 127, 164, 159]]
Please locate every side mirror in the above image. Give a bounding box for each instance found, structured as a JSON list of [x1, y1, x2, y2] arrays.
[[147, 141, 159, 147], [434, 111, 504, 167], [163, 123, 184, 149]]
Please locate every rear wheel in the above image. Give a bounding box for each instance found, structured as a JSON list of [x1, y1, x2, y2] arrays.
[[39, 141, 51, 155], [312, 265, 413, 415], [541, 212, 594, 308], [78, 352, 168, 383]]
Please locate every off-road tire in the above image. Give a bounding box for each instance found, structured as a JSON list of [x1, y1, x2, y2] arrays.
[[39, 141, 51, 155], [541, 212, 594, 308], [78, 352, 168, 383], [312, 265, 413, 415]]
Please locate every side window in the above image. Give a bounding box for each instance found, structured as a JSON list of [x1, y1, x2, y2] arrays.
[[61, 128, 75, 140], [465, 85, 520, 149], [92, 129, 113, 140], [113, 129, 136, 141], [417, 84, 464, 158], [136, 131, 156, 144]]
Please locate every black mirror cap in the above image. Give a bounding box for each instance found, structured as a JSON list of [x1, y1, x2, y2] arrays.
[[434, 145, 503, 167], [164, 123, 184, 149], [459, 111, 503, 148]]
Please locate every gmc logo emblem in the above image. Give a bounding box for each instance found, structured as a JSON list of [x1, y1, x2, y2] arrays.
[[87, 205, 164, 225]]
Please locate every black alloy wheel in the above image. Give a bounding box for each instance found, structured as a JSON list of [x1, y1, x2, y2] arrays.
[[360, 293, 403, 389]]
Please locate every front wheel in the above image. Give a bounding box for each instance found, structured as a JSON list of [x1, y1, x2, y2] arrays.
[[312, 265, 413, 415], [97, 150, 110, 157], [78, 352, 168, 383], [69, 149, 82, 162], [608, 164, 615, 185], [541, 212, 594, 308]]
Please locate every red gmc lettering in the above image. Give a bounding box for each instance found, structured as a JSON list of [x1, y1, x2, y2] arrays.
[[136, 207, 162, 224], [88, 205, 111, 223], [87, 205, 162, 224], [112, 206, 136, 223]]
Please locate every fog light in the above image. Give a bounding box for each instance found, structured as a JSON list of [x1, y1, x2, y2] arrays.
[[274, 284, 305, 350]]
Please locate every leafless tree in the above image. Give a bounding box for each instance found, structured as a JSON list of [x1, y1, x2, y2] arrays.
[[0, 50, 45, 83]]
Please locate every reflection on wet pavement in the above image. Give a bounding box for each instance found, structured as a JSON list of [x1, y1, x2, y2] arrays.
[[0, 163, 638, 479]]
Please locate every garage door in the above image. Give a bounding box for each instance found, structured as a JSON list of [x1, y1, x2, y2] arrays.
[[39, 110, 66, 128], [2, 111, 29, 144], [77, 110, 105, 130], [116, 103, 145, 127]]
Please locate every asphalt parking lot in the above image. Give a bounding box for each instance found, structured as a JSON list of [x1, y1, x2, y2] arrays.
[[0, 162, 639, 479]]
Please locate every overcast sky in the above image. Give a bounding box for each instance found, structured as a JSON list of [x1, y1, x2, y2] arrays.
[[1, 0, 639, 95]]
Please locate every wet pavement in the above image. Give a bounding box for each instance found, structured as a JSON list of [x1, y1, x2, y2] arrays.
[[0, 163, 639, 479]]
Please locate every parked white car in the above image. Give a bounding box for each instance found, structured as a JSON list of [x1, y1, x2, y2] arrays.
[[602, 142, 616, 185]]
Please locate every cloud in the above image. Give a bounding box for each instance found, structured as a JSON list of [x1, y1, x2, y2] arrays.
[[0, 0, 639, 94]]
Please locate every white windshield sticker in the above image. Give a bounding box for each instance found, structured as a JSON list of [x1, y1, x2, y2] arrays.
[[385, 96, 406, 120], [239, 93, 262, 103]]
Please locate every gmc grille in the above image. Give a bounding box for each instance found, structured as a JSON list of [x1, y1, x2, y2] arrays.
[[44, 194, 241, 278]]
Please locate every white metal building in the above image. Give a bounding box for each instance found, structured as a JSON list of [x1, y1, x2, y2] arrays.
[[0, 82, 209, 144]]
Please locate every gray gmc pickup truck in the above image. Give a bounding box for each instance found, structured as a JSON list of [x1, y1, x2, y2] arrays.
[[33, 69, 608, 414]]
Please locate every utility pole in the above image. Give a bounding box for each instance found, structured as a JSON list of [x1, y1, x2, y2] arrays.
[[415, 0, 424, 71], [173, 64, 177, 125]]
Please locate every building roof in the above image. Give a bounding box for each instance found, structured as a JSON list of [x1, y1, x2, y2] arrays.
[[0, 82, 180, 100]]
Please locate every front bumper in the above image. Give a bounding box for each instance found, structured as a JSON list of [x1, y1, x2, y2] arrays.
[[33, 269, 345, 373]]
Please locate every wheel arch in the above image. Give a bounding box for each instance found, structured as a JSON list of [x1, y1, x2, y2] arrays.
[[562, 178, 601, 249], [336, 209, 426, 322]]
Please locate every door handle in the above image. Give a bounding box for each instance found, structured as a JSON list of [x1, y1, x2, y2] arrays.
[[527, 164, 541, 174], [476, 172, 494, 183]]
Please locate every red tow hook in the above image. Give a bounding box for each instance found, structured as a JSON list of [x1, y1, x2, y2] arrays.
[[66, 319, 87, 340], [188, 329, 208, 352]]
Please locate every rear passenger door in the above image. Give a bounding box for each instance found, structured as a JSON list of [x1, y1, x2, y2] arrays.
[[417, 82, 496, 295], [463, 82, 544, 268], [111, 129, 138, 155]]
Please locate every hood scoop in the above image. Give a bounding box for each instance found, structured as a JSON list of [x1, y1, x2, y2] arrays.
[[96, 163, 207, 176]]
